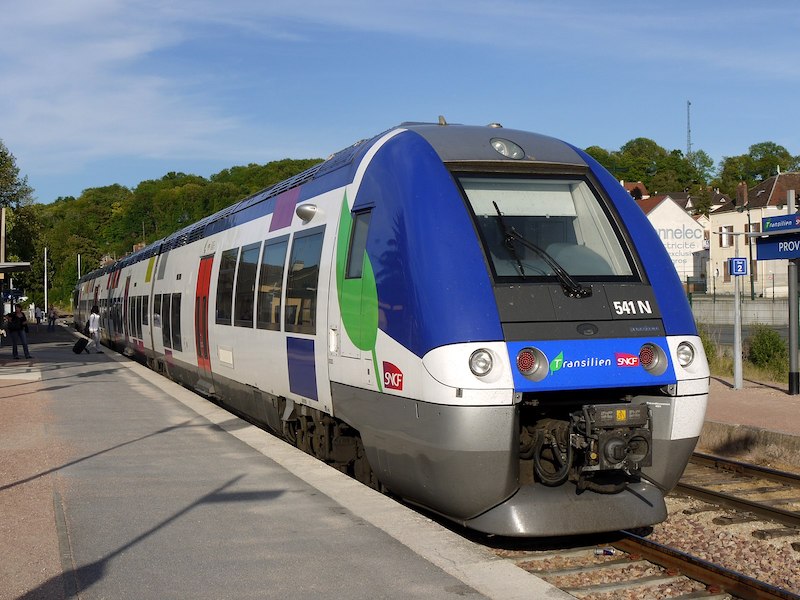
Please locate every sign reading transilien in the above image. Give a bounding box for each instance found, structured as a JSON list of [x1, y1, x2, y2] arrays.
[[756, 215, 800, 260]]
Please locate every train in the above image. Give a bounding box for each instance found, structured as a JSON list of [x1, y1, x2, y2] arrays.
[[74, 121, 709, 537]]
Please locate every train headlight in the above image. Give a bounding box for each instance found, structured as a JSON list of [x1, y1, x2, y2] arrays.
[[639, 342, 668, 376], [676, 341, 695, 367], [490, 137, 525, 159], [469, 349, 494, 377], [516, 346, 549, 382]]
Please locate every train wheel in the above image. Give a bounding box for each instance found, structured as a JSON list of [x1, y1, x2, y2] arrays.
[[353, 438, 382, 491]]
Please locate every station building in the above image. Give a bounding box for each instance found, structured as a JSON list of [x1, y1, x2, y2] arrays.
[[633, 193, 707, 289], [707, 172, 800, 298]]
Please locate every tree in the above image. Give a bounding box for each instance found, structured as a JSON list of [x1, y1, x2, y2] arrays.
[[0, 139, 33, 207], [714, 141, 799, 197], [585, 139, 715, 201], [4, 204, 43, 303], [688, 150, 715, 184]]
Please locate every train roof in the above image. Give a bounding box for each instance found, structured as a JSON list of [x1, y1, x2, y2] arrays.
[[401, 122, 585, 166], [78, 122, 587, 283]]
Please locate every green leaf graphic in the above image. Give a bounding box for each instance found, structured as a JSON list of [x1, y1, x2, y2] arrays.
[[335, 194, 381, 390], [549, 351, 564, 373]]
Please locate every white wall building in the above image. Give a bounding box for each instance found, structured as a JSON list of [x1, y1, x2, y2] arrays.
[[635, 195, 707, 285], [707, 172, 800, 298]]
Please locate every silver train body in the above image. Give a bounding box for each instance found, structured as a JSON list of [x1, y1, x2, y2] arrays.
[[75, 123, 709, 537]]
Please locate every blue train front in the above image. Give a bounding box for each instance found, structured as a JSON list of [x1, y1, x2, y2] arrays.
[[333, 123, 708, 536], [74, 121, 709, 537]]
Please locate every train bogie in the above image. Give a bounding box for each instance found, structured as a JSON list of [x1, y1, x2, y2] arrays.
[[75, 121, 709, 537]]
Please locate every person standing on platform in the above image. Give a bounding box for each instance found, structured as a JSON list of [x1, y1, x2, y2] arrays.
[[86, 305, 102, 354], [47, 306, 57, 331], [7, 304, 32, 359], [34, 306, 43, 332]]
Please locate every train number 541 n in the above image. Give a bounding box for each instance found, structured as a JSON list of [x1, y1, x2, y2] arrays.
[[613, 300, 652, 315]]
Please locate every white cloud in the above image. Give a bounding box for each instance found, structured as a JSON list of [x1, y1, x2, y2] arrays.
[[1, 0, 799, 200]]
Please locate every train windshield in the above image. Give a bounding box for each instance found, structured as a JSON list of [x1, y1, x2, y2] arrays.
[[459, 176, 634, 280]]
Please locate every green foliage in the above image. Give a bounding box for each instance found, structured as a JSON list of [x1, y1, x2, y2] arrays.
[[0, 138, 33, 207], [714, 142, 800, 197], [696, 323, 717, 364], [582, 138, 715, 205], [746, 324, 788, 379], [3, 158, 322, 307]]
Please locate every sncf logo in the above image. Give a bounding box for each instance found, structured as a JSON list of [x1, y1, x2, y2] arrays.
[[615, 352, 640, 367], [383, 362, 404, 390]]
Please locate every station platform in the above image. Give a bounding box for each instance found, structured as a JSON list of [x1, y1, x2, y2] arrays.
[[0, 325, 569, 600], [699, 375, 800, 470], [2, 325, 798, 599]]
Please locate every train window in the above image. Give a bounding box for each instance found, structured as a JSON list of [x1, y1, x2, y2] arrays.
[[154, 294, 162, 328], [157, 252, 169, 280], [142, 296, 149, 326], [460, 177, 634, 280], [126, 297, 132, 337], [215, 248, 238, 325], [135, 296, 142, 339], [285, 226, 326, 335], [171, 293, 182, 351], [256, 236, 289, 331], [234, 242, 261, 328], [162, 293, 172, 348], [346, 211, 371, 279]]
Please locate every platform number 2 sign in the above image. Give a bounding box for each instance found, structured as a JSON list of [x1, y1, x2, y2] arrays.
[[729, 257, 748, 276]]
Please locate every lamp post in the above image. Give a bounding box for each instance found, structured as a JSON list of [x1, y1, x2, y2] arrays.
[[745, 204, 755, 300], [736, 182, 756, 300]]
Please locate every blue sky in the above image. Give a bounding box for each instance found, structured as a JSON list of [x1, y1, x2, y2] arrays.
[[2, 1, 799, 203]]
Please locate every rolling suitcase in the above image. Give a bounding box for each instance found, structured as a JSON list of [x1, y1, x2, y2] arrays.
[[72, 338, 89, 354]]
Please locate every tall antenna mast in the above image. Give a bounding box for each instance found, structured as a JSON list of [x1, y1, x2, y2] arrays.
[[686, 100, 692, 157]]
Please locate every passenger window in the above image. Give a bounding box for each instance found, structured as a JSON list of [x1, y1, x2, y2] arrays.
[[142, 296, 149, 326], [285, 226, 325, 335], [135, 296, 142, 338], [162, 294, 172, 348], [171, 293, 182, 351], [157, 252, 169, 280], [257, 236, 289, 331], [346, 211, 371, 279], [234, 242, 261, 328], [154, 294, 162, 328], [215, 248, 238, 325]]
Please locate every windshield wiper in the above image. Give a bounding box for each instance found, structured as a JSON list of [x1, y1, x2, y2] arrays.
[[492, 202, 592, 299]]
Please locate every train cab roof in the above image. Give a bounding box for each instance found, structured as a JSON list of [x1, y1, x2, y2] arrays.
[[400, 122, 587, 168]]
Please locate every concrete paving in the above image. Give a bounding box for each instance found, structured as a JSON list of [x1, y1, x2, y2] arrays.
[[0, 325, 571, 600]]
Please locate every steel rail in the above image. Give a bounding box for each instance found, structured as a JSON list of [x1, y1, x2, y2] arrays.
[[679, 453, 800, 529], [615, 531, 800, 600], [675, 481, 800, 529], [691, 452, 800, 487]]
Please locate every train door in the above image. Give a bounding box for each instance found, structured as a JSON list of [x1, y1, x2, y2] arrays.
[[123, 275, 131, 344], [327, 207, 380, 390], [194, 255, 213, 375]]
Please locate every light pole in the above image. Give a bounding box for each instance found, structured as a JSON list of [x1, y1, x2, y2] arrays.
[[745, 204, 755, 300], [715, 231, 745, 390], [735, 181, 756, 300]]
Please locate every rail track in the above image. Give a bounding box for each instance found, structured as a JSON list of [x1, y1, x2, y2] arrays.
[[678, 452, 800, 532], [493, 530, 798, 600], [488, 452, 800, 599]]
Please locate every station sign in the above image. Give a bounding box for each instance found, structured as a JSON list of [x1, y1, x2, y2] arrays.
[[728, 257, 748, 276], [756, 214, 800, 260], [762, 214, 800, 233], [757, 236, 800, 260]]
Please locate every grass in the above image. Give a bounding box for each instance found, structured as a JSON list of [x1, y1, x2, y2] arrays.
[[698, 323, 789, 385]]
